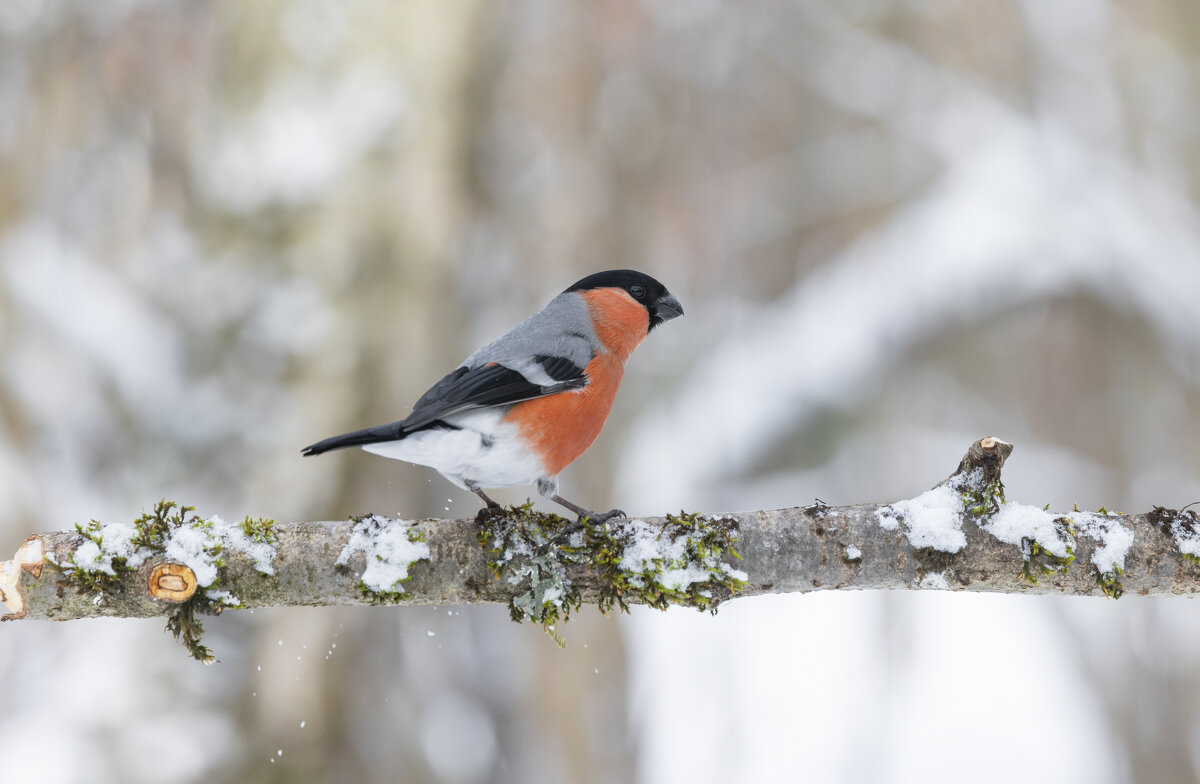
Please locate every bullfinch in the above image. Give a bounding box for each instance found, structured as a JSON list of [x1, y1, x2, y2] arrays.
[[302, 269, 683, 522]]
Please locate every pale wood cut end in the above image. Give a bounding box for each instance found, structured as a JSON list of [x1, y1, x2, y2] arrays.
[[0, 536, 45, 621], [148, 562, 198, 603]]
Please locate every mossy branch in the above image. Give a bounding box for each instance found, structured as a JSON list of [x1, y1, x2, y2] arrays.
[[4, 437, 1200, 661]]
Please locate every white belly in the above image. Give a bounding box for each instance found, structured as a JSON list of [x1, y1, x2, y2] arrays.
[[361, 408, 546, 490]]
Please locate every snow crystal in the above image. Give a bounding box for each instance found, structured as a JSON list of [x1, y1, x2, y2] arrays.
[[983, 503, 1072, 558], [918, 572, 950, 590], [71, 540, 105, 573], [541, 586, 565, 606], [1176, 529, 1200, 557], [212, 516, 278, 575], [620, 520, 738, 589], [876, 484, 965, 553], [164, 523, 223, 588], [336, 515, 431, 593], [1163, 513, 1200, 558], [206, 589, 241, 607], [845, 545, 862, 561], [69, 522, 147, 574], [1073, 513, 1133, 572], [617, 518, 746, 590]]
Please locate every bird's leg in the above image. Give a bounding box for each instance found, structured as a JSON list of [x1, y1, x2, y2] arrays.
[[535, 477, 625, 526], [466, 480, 504, 522], [472, 487, 502, 509]]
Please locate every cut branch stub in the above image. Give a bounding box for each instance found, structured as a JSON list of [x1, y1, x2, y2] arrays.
[[148, 562, 198, 603], [0, 536, 45, 621], [939, 435, 1013, 489]]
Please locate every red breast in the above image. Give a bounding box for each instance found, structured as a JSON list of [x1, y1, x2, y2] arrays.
[[503, 288, 649, 476]]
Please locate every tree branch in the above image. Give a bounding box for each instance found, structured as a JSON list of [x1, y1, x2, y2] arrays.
[[4, 437, 1200, 659]]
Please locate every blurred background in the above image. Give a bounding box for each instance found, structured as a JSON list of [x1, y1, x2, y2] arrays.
[[2, 0, 1200, 782]]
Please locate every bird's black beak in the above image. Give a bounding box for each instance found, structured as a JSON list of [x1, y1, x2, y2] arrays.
[[650, 292, 684, 329]]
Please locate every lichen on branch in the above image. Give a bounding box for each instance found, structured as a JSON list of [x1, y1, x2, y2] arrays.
[[5, 437, 1200, 664], [476, 504, 746, 646]]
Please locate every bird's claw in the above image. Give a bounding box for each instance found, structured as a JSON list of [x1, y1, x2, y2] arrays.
[[580, 508, 625, 525], [474, 503, 505, 524], [535, 509, 625, 554]]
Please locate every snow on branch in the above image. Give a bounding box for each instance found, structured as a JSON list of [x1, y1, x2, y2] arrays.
[[3, 437, 1200, 660]]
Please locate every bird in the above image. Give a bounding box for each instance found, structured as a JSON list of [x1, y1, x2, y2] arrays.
[[302, 269, 684, 523]]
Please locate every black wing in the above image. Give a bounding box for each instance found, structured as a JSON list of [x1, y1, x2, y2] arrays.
[[302, 357, 588, 456], [402, 357, 587, 430]]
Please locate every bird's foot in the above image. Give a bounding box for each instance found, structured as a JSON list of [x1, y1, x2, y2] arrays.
[[474, 503, 505, 524], [549, 493, 626, 526], [536, 508, 626, 554], [579, 508, 626, 525]]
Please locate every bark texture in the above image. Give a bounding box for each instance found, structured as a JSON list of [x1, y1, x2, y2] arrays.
[[3, 437, 1200, 630]]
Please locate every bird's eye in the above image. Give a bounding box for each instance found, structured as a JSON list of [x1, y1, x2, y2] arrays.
[[629, 284, 646, 299]]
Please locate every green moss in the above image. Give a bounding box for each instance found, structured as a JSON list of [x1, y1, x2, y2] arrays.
[[959, 474, 1006, 516], [1097, 565, 1125, 600], [63, 519, 128, 594], [165, 596, 216, 663], [479, 504, 746, 647], [592, 511, 746, 615], [239, 515, 278, 546], [954, 473, 1079, 586], [1018, 526, 1077, 585], [52, 500, 236, 662], [130, 500, 191, 552]]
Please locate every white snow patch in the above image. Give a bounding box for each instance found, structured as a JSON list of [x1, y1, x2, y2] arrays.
[[164, 523, 223, 588], [845, 545, 862, 561], [337, 515, 431, 593], [71, 540, 107, 573], [918, 572, 950, 590], [212, 515, 278, 575], [618, 519, 746, 591], [206, 590, 241, 608], [876, 484, 965, 553], [67, 511, 279, 597], [1073, 513, 1133, 572], [983, 503, 1073, 558], [1176, 530, 1200, 558], [1163, 512, 1200, 558], [161, 513, 278, 591], [69, 522, 147, 574]]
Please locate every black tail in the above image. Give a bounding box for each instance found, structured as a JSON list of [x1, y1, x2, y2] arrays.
[[301, 422, 408, 456]]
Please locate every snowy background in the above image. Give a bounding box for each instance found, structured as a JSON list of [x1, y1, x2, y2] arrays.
[[3, 1, 1200, 782]]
